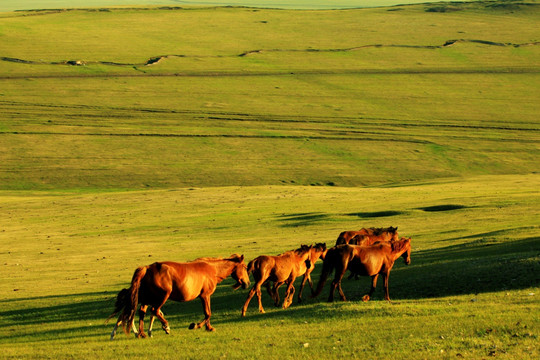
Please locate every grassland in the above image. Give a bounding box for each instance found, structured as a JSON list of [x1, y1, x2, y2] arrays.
[[0, 0, 475, 12], [0, 1, 539, 359]]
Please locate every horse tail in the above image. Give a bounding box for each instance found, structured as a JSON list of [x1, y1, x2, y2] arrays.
[[247, 258, 258, 275], [311, 253, 335, 298], [120, 265, 148, 334], [105, 288, 130, 324]]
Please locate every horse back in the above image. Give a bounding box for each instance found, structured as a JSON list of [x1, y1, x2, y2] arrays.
[[348, 244, 389, 276], [145, 261, 215, 302]]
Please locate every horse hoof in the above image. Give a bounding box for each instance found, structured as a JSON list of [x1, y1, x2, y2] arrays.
[[189, 323, 196, 330], [362, 295, 370, 302], [206, 327, 215, 332]]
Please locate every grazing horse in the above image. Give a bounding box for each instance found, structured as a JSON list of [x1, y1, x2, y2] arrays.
[[110, 254, 250, 339], [312, 237, 411, 302], [241, 245, 312, 317], [335, 226, 399, 246]]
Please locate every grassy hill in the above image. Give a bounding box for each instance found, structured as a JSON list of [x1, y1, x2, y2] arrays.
[[0, 1, 539, 359], [1, 1, 539, 190]]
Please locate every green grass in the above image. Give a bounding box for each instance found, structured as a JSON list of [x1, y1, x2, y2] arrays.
[[0, 1, 539, 359], [0, 175, 539, 359], [0, 3, 538, 190]]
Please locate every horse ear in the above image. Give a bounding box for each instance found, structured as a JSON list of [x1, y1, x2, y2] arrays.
[[240, 254, 244, 261]]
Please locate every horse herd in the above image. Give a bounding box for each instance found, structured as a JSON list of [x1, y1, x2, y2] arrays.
[[108, 226, 411, 339]]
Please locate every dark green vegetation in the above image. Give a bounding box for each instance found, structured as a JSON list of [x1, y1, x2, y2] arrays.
[[0, 1, 539, 359]]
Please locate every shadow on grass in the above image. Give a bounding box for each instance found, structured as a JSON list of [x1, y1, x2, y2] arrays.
[[276, 212, 331, 227], [346, 210, 405, 218], [417, 204, 468, 212], [2, 236, 538, 341]]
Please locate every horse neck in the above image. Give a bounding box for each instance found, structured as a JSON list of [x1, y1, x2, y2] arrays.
[[207, 259, 236, 283], [391, 241, 409, 260], [310, 249, 321, 262], [297, 250, 310, 261]]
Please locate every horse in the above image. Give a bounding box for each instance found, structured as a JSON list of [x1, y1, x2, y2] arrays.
[[241, 245, 313, 317], [335, 226, 399, 246], [109, 254, 250, 339], [268, 242, 328, 305], [312, 237, 411, 302]]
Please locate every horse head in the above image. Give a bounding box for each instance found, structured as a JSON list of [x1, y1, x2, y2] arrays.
[[229, 254, 250, 290], [400, 237, 411, 265], [313, 242, 328, 260], [296, 244, 314, 269]]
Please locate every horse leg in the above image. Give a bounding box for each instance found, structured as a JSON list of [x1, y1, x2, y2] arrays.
[[146, 289, 172, 336], [298, 273, 309, 303], [190, 294, 214, 331], [362, 274, 379, 302], [149, 304, 171, 335], [271, 282, 283, 307], [330, 266, 348, 302], [137, 305, 148, 338], [256, 283, 266, 314], [265, 281, 278, 306], [148, 309, 167, 337], [111, 312, 139, 340], [147, 306, 170, 336], [383, 272, 391, 301], [307, 273, 314, 294], [242, 280, 265, 317], [110, 315, 122, 340], [282, 282, 296, 309], [363, 274, 379, 302]]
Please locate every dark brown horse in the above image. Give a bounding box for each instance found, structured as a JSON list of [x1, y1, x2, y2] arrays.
[[335, 226, 399, 246], [241, 245, 312, 317], [110, 254, 250, 338], [312, 237, 411, 302]]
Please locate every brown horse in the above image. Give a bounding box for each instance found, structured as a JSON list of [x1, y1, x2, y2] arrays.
[[312, 237, 411, 302], [268, 243, 328, 305], [241, 245, 312, 317], [335, 226, 399, 246], [110, 254, 250, 338]]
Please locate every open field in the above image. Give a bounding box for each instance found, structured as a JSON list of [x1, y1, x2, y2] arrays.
[[1, 175, 539, 359], [0, 1, 539, 359], [0, 0, 476, 12]]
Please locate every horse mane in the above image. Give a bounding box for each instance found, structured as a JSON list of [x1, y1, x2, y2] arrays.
[[370, 226, 398, 236], [294, 244, 312, 254]]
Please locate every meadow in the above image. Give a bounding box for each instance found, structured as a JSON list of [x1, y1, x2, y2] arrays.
[[0, 1, 539, 359]]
